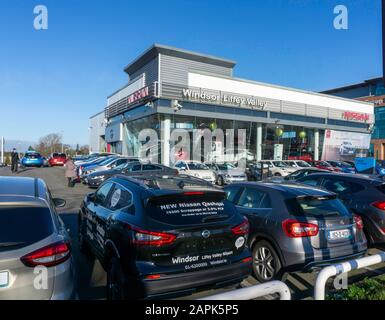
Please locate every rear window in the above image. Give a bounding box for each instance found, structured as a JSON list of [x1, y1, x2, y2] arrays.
[[26, 153, 41, 159], [146, 192, 236, 226], [286, 196, 350, 217], [0, 206, 54, 250]]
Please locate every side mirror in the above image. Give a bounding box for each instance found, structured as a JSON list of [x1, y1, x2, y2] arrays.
[[87, 193, 96, 202], [53, 198, 66, 208]]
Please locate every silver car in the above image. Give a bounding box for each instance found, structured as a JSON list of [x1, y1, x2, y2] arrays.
[[81, 157, 139, 178], [0, 177, 75, 300], [208, 162, 247, 186]]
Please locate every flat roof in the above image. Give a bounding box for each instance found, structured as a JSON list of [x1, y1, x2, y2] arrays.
[[124, 44, 236, 76], [321, 77, 382, 94]]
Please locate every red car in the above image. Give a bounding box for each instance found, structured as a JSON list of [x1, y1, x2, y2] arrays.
[[48, 153, 67, 166], [307, 160, 342, 172]]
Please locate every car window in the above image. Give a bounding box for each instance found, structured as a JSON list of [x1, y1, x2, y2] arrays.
[[286, 196, 350, 217], [95, 182, 114, 207], [127, 164, 142, 172], [109, 185, 133, 211], [224, 186, 243, 203], [237, 187, 266, 209], [299, 177, 321, 186], [143, 164, 162, 171], [0, 206, 54, 249], [322, 178, 365, 195]]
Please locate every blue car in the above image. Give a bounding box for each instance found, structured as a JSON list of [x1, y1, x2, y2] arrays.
[[327, 160, 356, 173], [21, 151, 44, 167]]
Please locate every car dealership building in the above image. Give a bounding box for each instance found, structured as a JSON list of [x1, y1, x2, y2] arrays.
[[92, 44, 374, 165]]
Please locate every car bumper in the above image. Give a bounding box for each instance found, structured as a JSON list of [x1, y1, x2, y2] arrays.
[[140, 260, 252, 299], [223, 177, 247, 184], [282, 242, 367, 272], [50, 256, 76, 300]]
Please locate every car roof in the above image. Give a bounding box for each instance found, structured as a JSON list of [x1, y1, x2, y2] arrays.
[[111, 174, 220, 194], [228, 181, 334, 197], [0, 177, 48, 203], [298, 172, 383, 183]]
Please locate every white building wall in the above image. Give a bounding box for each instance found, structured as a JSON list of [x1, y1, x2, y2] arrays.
[[89, 112, 106, 154], [188, 73, 374, 115]]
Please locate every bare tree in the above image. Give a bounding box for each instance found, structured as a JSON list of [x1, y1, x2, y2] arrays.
[[35, 133, 63, 156]]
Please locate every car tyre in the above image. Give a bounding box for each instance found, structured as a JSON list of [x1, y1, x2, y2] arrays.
[[274, 173, 282, 177], [107, 257, 128, 300], [252, 240, 283, 283], [217, 176, 224, 186]]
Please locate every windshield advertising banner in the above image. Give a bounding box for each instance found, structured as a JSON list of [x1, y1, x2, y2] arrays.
[[321, 129, 371, 161]]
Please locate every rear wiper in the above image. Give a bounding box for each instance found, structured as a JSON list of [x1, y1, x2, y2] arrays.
[[202, 214, 229, 223], [0, 242, 26, 248]]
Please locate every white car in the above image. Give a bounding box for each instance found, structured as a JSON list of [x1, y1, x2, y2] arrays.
[[283, 160, 311, 169], [174, 161, 216, 183], [258, 160, 298, 177]]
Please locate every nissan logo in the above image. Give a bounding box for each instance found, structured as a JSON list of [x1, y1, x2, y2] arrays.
[[202, 230, 211, 239]]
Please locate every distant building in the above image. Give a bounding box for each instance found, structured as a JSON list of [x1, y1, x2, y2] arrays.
[[322, 77, 385, 159], [89, 111, 107, 154]]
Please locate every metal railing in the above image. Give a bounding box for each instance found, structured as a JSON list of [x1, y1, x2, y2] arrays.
[[314, 251, 385, 300], [199, 281, 291, 300]]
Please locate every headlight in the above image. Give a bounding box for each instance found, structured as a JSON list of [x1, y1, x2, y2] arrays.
[[224, 174, 231, 178], [92, 176, 104, 180]]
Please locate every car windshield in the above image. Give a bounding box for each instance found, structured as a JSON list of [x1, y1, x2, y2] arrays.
[[319, 161, 331, 167], [272, 161, 288, 168], [187, 163, 209, 170], [216, 163, 236, 170], [297, 161, 311, 167], [99, 157, 116, 166]]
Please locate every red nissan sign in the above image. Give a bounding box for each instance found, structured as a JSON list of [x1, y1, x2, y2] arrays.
[[342, 111, 370, 122], [127, 86, 149, 105]]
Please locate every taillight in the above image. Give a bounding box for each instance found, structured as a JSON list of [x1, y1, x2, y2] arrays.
[[282, 219, 319, 238], [131, 227, 176, 247], [354, 214, 364, 230], [372, 201, 385, 210], [21, 241, 71, 267], [183, 191, 204, 196], [232, 217, 249, 235]]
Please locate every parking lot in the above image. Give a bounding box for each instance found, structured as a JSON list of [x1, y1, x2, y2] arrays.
[[1, 165, 385, 300]]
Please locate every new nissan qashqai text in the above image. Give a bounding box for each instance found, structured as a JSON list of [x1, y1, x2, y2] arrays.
[[223, 182, 367, 283], [79, 174, 252, 300]]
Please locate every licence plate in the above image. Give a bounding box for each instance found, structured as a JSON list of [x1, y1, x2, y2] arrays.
[[327, 229, 351, 241], [0, 271, 9, 288]]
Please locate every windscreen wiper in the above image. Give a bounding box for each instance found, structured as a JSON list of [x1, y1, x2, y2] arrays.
[[0, 242, 26, 248]]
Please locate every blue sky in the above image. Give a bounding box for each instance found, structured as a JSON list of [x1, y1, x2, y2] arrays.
[[0, 0, 382, 145]]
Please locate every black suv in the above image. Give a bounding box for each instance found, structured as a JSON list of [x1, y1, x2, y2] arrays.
[[297, 173, 385, 246], [79, 174, 251, 300]]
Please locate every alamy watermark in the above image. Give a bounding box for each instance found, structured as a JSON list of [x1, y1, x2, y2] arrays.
[[33, 5, 48, 30], [334, 5, 348, 30]]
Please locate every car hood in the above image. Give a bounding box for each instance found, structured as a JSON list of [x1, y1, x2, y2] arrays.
[[88, 169, 119, 178], [187, 170, 215, 177], [218, 169, 245, 176]]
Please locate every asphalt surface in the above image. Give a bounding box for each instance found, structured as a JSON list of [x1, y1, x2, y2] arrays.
[[1, 165, 385, 300]]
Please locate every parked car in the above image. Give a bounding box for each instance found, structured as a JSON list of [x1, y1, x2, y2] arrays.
[[307, 160, 341, 172], [244, 162, 272, 181], [79, 174, 252, 299], [327, 160, 356, 174], [74, 153, 117, 167], [21, 151, 44, 168], [269, 168, 331, 182], [77, 156, 118, 176], [81, 157, 139, 178], [297, 173, 385, 246], [283, 160, 311, 169], [0, 177, 75, 299], [223, 182, 367, 282], [84, 162, 178, 188], [207, 162, 247, 186], [257, 160, 297, 177], [42, 157, 49, 167], [48, 153, 67, 167], [174, 161, 216, 183]]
